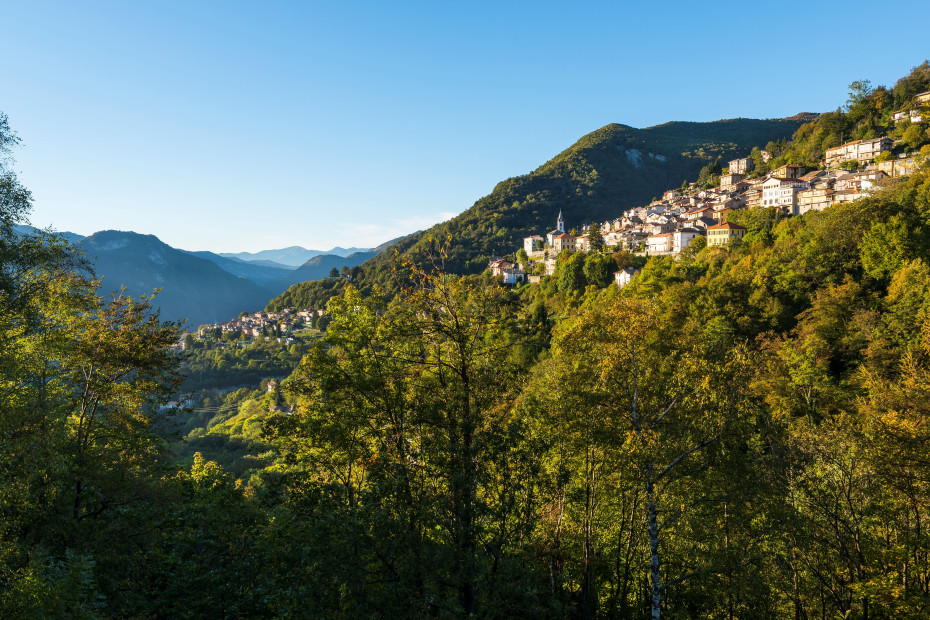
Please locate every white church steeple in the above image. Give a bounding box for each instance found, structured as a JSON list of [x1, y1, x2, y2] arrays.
[[557, 210, 564, 233]]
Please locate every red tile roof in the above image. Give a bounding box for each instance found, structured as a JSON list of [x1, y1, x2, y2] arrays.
[[707, 221, 746, 230]]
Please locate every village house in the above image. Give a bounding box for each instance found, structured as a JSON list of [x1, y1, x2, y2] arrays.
[[614, 268, 640, 288], [683, 204, 715, 221], [488, 258, 515, 277], [761, 177, 808, 214], [877, 155, 920, 178], [772, 164, 805, 179], [743, 186, 763, 208], [604, 230, 626, 247], [523, 235, 544, 255], [729, 157, 754, 175], [799, 170, 826, 184], [714, 204, 737, 222], [551, 232, 577, 254], [893, 109, 924, 124], [646, 232, 673, 254], [835, 170, 888, 192], [706, 221, 746, 246], [832, 189, 865, 205], [544, 257, 557, 276], [825, 137, 892, 168], [671, 228, 703, 252], [690, 216, 719, 231], [501, 266, 526, 285], [797, 186, 835, 215], [720, 172, 745, 191]]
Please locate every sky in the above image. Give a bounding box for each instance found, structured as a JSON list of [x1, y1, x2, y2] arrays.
[[3, 1, 930, 253]]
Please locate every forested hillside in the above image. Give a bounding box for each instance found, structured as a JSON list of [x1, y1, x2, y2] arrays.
[[243, 163, 930, 619], [5, 62, 930, 618]]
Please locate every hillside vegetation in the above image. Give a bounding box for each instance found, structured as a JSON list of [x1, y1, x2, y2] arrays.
[[5, 64, 930, 619]]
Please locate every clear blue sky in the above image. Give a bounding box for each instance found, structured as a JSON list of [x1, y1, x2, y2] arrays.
[[4, 1, 929, 252]]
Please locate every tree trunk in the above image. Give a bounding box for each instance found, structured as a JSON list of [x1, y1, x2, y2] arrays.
[[647, 465, 661, 620]]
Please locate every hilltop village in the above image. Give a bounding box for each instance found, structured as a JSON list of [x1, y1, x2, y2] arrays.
[[490, 92, 930, 289]]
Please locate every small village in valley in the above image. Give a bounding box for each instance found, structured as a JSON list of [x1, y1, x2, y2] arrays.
[[489, 90, 930, 289]]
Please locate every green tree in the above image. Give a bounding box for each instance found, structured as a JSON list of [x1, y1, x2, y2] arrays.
[[557, 251, 587, 293], [903, 123, 927, 150], [272, 266, 542, 615], [0, 112, 188, 615], [582, 252, 613, 288]]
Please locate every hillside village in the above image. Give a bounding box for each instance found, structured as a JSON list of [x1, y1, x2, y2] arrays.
[[490, 90, 930, 289], [183, 307, 326, 348]]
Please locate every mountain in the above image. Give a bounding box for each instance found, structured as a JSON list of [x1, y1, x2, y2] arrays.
[[329, 246, 369, 256], [14, 224, 84, 244], [267, 250, 378, 291], [233, 258, 296, 269], [183, 250, 294, 287], [267, 115, 813, 309], [80, 230, 273, 327], [219, 244, 373, 266]]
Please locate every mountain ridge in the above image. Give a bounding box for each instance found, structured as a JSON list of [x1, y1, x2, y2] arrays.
[[80, 230, 273, 327], [220, 244, 373, 266]]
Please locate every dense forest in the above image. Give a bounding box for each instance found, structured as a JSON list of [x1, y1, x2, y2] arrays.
[[3, 63, 930, 618]]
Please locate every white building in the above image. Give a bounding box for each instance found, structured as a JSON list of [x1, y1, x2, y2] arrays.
[[825, 137, 892, 168], [646, 233, 672, 254], [523, 235, 544, 254], [614, 268, 640, 288], [728, 157, 754, 175], [761, 177, 808, 214], [671, 228, 703, 253]]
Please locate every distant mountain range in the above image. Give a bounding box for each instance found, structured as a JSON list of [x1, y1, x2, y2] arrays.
[[219, 245, 372, 267], [14, 225, 398, 327]]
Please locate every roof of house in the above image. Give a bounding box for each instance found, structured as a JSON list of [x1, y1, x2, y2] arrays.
[[764, 177, 804, 183], [707, 221, 746, 230]]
